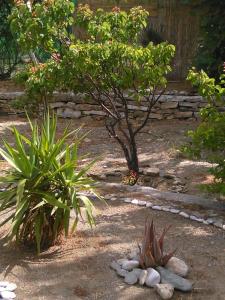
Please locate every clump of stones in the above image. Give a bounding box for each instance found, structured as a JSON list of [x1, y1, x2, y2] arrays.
[[110, 253, 192, 299], [0, 281, 17, 300]]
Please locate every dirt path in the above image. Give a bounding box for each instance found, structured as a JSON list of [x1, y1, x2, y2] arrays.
[[0, 200, 225, 300]]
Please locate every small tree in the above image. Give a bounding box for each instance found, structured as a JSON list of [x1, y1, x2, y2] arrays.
[[183, 68, 225, 197], [10, 1, 175, 184]]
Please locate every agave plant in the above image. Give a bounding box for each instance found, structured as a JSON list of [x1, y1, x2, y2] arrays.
[[138, 219, 176, 268], [0, 112, 99, 254]]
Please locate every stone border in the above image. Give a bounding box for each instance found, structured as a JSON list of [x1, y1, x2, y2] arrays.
[[1, 91, 223, 120]]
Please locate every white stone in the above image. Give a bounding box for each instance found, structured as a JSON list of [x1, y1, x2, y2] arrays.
[[146, 202, 153, 207], [145, 268, 160, 287], [128, 250, 139, 260], [165, 257, 189, 277], [124, 271, 138, 285], [138, 200, 147, 206], [190, 215, 204, 222], [116, 267, 129, 278], [132, 268, 142, 277], [139, 270, 148, 285], [155, 283, 174, 300], [170, 208, 180, 214], [152, 205, 162, 211], [179, 212, 189, 218], [162, 207, 171, 212], [0, 282, 9, 288], [131, 199, 139, 205], [122, 260, 139, 271], [5, 283, 17, 292], [0, 290, 16, 299], [123, 198, 132, 203], [117, 259, 129, 266]]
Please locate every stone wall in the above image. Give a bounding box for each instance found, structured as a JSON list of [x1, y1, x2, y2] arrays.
[[0, 91, 221, 120]]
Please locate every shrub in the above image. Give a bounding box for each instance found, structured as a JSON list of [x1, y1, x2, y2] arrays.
[[0, 112, 98, 253], [10, 2, 175, 183], [183, 69, 225, 197]]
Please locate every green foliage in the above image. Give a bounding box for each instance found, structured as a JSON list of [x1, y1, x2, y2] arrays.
[[0, 0, 19, 79], [0, 112, 98, 253], [182, 0, 225, 78], [183, 69, 225, 196], [9, 1, 175, 177]]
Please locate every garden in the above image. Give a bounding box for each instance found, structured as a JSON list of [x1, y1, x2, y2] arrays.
[[0, 0, 224, 299]]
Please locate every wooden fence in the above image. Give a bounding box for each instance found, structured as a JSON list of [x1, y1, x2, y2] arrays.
[[79, 0, 200, 81]]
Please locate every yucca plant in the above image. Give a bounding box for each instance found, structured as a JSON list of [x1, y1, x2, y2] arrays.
[[139, 219, 176, 268], [0, 112, 99, 254]]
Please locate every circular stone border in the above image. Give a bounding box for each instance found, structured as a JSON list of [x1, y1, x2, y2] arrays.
[[104, 195, 225, 231]]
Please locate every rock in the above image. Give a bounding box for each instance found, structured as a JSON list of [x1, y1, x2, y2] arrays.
[[116, 267, 129, 278], [190, 215, 204, 222], [175, 111, 193, 118], [165, 257, 189, 277], [152, 205, 162, 211], [214, 222, 223, 229], [63, 108, 82, 119], [156, 267, 192, 292], [179, 212, 189, 218], [155, 283, 174, 300], [5, 283, 17, 292], [139, 270, 148, 285], [124, 271, 138, 285], [123, 198, 132, 203], [110, 261, 120, 271], [122, 260, 139, 271], [161, 102, 178, 109], [117, 259, 129, 266], [138, 200, 147, 206], [132, 268, 142, 277], [131, 199, 139, 205], [0, 282, 9, 288], [0, 290, 16, 299], [170, 208, 180, 214], [162, 207, 171, 212], [144, 168, 160, 176], [146, 202, 153, 207], [145, 268, 161, 287]]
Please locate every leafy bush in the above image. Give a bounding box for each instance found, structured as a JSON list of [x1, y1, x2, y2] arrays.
[[0, 113, 98, 253], [183, 69, 225, 196], [10, 2, 175, 182]]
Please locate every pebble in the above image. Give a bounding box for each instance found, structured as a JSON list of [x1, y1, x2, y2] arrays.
[[0, 290, 16, 299], [190, 215, 204, 222], [223, 225, 225, 230], [110, 197, 117, 201], [123, 198, 132, 203], [162, 207, 171, 212], [131, 199, 139, 205], [116, 267, 129, 278], [138, 200, 147, 206], [132, 268, 142, 277], [117, 259, 129, 266], [170, 208, 180, 214], [146, 202, 153, 207], [157, 267, 192, 292], [122, 260, 139, 271], [139, 270, 148, 285], [152, 205, 162, 211], [179, 212, 189, 218], [124, 271, 138, 285], [145, 268, 161, 287], [155, 283, 174, 300], [165, 257, 189, 277]]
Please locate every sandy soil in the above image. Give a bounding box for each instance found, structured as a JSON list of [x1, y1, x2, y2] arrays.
[[0, 200, 225, 300]]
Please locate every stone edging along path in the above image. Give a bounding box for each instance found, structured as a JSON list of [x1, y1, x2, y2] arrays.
[[96, 182, 225, 231]]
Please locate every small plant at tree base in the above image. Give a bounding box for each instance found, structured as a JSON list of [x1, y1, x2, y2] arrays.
[[10, 1, 175, 184], [183, 68, 225, 197], [0, 112, 98, 254], [138, 219, 176, 268]]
